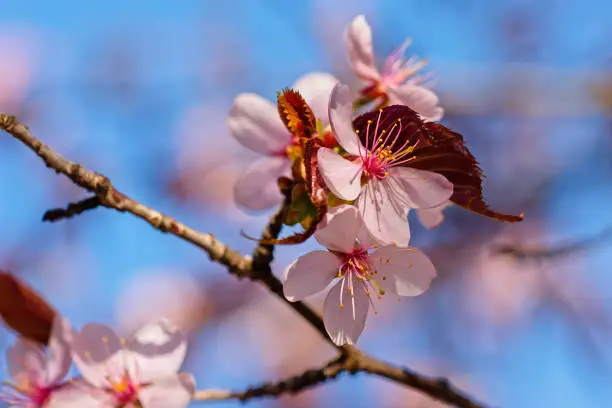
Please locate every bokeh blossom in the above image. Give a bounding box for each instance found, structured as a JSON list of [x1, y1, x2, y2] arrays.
[[346, 15, 443, 121], [0, 317, 72, 407], [228, 72, 338, 211], [283, 205, 437, 345], [318, 83, 453, 245], [50, 318, 194, 408]]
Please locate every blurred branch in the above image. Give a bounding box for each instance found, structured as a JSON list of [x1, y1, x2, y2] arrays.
[[42, 195, 101, 222], [491, 225, 612, 261], [0, 114, 486, 408]]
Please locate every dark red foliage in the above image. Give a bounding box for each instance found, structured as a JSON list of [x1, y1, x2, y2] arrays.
[[0, 272, 57, 345], [353, 106, 524, 223]]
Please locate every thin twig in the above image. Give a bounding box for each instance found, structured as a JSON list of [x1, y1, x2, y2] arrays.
[[194, 356, 348, 402], [42, 195, 102, 222], [0, 114, 486, 408]]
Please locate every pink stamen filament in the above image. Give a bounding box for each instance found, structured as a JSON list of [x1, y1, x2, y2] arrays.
[[337, 247, 387, 318], [357, 115, 416, 182]]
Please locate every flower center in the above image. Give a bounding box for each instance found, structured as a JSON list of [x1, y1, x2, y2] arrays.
[[337, 246, 387, 314], [107, 372, 140, 405], [0, 375, 56, 407], [356, 113, 416, 182]]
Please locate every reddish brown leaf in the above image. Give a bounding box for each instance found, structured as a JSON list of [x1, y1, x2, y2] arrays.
[[0, 272, 57, 345], [277, 88, 316, 139], [352, 106, 524, 223]]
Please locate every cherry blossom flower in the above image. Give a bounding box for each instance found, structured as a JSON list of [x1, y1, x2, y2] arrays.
[[346, 15, 443, 121], [0, 317, 72, 407], [48, 318, 195, 408], [228, 72, 338, 211], [283, 205, 437, 346], [318, 83, 453, 246]]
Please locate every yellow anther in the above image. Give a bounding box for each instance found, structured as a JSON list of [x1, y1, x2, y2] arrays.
[[409, 263, 413, 267], [340, 304, 344, 309], [102, 336, 108, 343], [367, 120, 373, 124], [382, 276, 387, 280], [385, 259, 390, 263], [355, 129, 360, 133], [379, 108, 383, 113], [373, 244, 379, 248]]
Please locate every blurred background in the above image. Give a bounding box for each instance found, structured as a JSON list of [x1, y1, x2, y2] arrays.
[[1, 0, 612, 407]]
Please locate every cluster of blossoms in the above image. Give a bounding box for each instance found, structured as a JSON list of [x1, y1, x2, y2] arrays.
[[229, 15, 522, 345], [1, 317, 194, 407]]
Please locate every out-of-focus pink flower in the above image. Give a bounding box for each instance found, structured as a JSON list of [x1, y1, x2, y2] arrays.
[[346, 15, 443, 121], [0, 30, 37, 114], [114, 268, 211, 335], [415, 201, 453, 230], [50, 319, 194, 408], [228, 72, 338, 211], [317, 84, 453, 245], [283, 205, 436, 345], [0, 317, 72, 407]]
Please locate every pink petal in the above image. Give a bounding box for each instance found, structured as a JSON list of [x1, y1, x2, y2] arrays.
[[317, 147, 363, 201], [233, 156, 291, 211], [328, 83, 363, 156], [387, 168, 453, 209], [323, 280, 369, 346], [416, 201, 451, 229], [45, 316, 73, 384], [283, 251, 339, 302], [127, 319, 187, 382], [138, 373, 195, 408], [314, 205, 364, 252], [70, 323, 123, 387], [388, 85, 444, 122], [345, 15, 381, 82], [45, 382, 114, 408], [292, 72, 338, 126], [228, 93, 290, 155], [356, 182, 411, 247], [6, 339, 46, 383], [370, 246, 437, 296]]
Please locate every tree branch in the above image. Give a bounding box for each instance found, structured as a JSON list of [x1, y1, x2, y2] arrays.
[[194, 356, 347, 402], [0, 114, 487, 408]]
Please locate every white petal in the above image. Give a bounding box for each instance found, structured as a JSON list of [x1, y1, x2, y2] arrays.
[[138, 373, 195, 408], [45, 381, 115, 408], [70, 323, 123, 387], [370, 246, 437, 296], [233, 156, 291, 211], [228, 93, 290, 154], [387, 168, 453, 209], [127, 319, 187, 382], [45, 316, 73, 384], [292, 72, 338, 126], [328, 83, 363, 156], [388, 85, 444, 122], [314, 205, 363, 253], [356, 183, 411, 247], [416, 201, 450, 229], [6, 338, 46, 383], [323, 280, 369, 346], [317, 147, 363, 201], [283, 251, 339, 302], [345, 15, 381, 82]]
